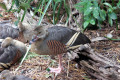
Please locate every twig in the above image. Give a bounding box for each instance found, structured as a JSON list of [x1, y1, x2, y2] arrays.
[[15, 45, 31, 71], [91, 37, 107, 42], [67, 57, 70, 77], [104, 36, 120, 41]]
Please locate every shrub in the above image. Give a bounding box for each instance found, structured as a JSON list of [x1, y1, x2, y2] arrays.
[[74, 0, 120, 30]]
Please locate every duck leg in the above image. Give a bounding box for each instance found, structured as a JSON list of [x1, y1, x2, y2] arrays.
[[49, 54, 63, 76]]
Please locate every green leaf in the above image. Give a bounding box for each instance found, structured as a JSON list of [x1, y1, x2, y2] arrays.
[[103, 3, 112, 8], [117, 0, 120, 8], [113, 7, 117, 10], [74, 1, 91, 13], [74, 1, 86, 6], [84, 7, 92, 16], [84, 15, 91, 21], [93, 0, 98, 7], [90, 18, 95, 25], [0, 14, 3, 17], [54, 0, 61, 3], [100, 9, 106, 21], [108, 17, 113, 26], [74, 6, 84, 12], [21, 9, 27, 22], [46, 68, 51, 72], [84, 1, 92, 12], [97, 16, 103, 21], [38, 9, 43, 14], [55, 0, 63, 24], [74, 1, 86, 13], [20, 2, 30, 9], [93, 7, 99, 19], [63, 0, 70, 25], [8, 0, 15, 12], [14, 0, 19, 8], [83, 21, 89, 29], [108, 8, 113, 13], [109, 12, 117, 19], [0, 2, 7, 10]]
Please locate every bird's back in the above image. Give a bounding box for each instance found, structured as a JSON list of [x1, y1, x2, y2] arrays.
[[0, 43, 17, 63], [45, 26, 91, 45], [0, 21, 19, 39], [0, 42, 24, 72]]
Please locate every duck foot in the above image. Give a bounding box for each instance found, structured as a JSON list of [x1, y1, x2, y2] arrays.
[[49, 66, 62, 74], [47, 54, 63, 80], [48, 66, 63, 80]]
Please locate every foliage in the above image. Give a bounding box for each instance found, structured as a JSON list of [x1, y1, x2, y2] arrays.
[[7, 0, 51, 25], [74, 0, 120, 30], [50, 0, 70, 24], [6, 0, 70, 25], [37, 0, 52, 25], [0, 2, 7, 10], [9, 0, 33, 22], [29, 0, 70, 25]]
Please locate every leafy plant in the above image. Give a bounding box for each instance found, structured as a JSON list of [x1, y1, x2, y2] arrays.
[[0, 2, 7, 10], [74, 0, 119, 30], [51, 0, 70, 24], [38, 0, 52, 25], [8, 0, 69, 25], [103, 2, 117, 26], [8, 0, 32, 22], [8, 0, 52, 26]]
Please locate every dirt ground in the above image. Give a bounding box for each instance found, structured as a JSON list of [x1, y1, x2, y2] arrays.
[[1, 3, 120, 80]]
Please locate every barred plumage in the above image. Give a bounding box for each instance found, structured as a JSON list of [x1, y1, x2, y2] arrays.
[[47, 40, 67, 55]]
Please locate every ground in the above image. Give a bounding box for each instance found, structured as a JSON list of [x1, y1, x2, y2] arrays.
[[0, 2, 120, 80]]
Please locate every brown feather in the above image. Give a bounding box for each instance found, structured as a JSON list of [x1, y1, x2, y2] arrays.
[[47, 40, 67, 55], [11, 50, 22, 65]]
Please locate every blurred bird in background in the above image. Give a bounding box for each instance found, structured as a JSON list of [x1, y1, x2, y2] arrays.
[[0, 70, 33, 80], [0, 20, 28, 71]]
